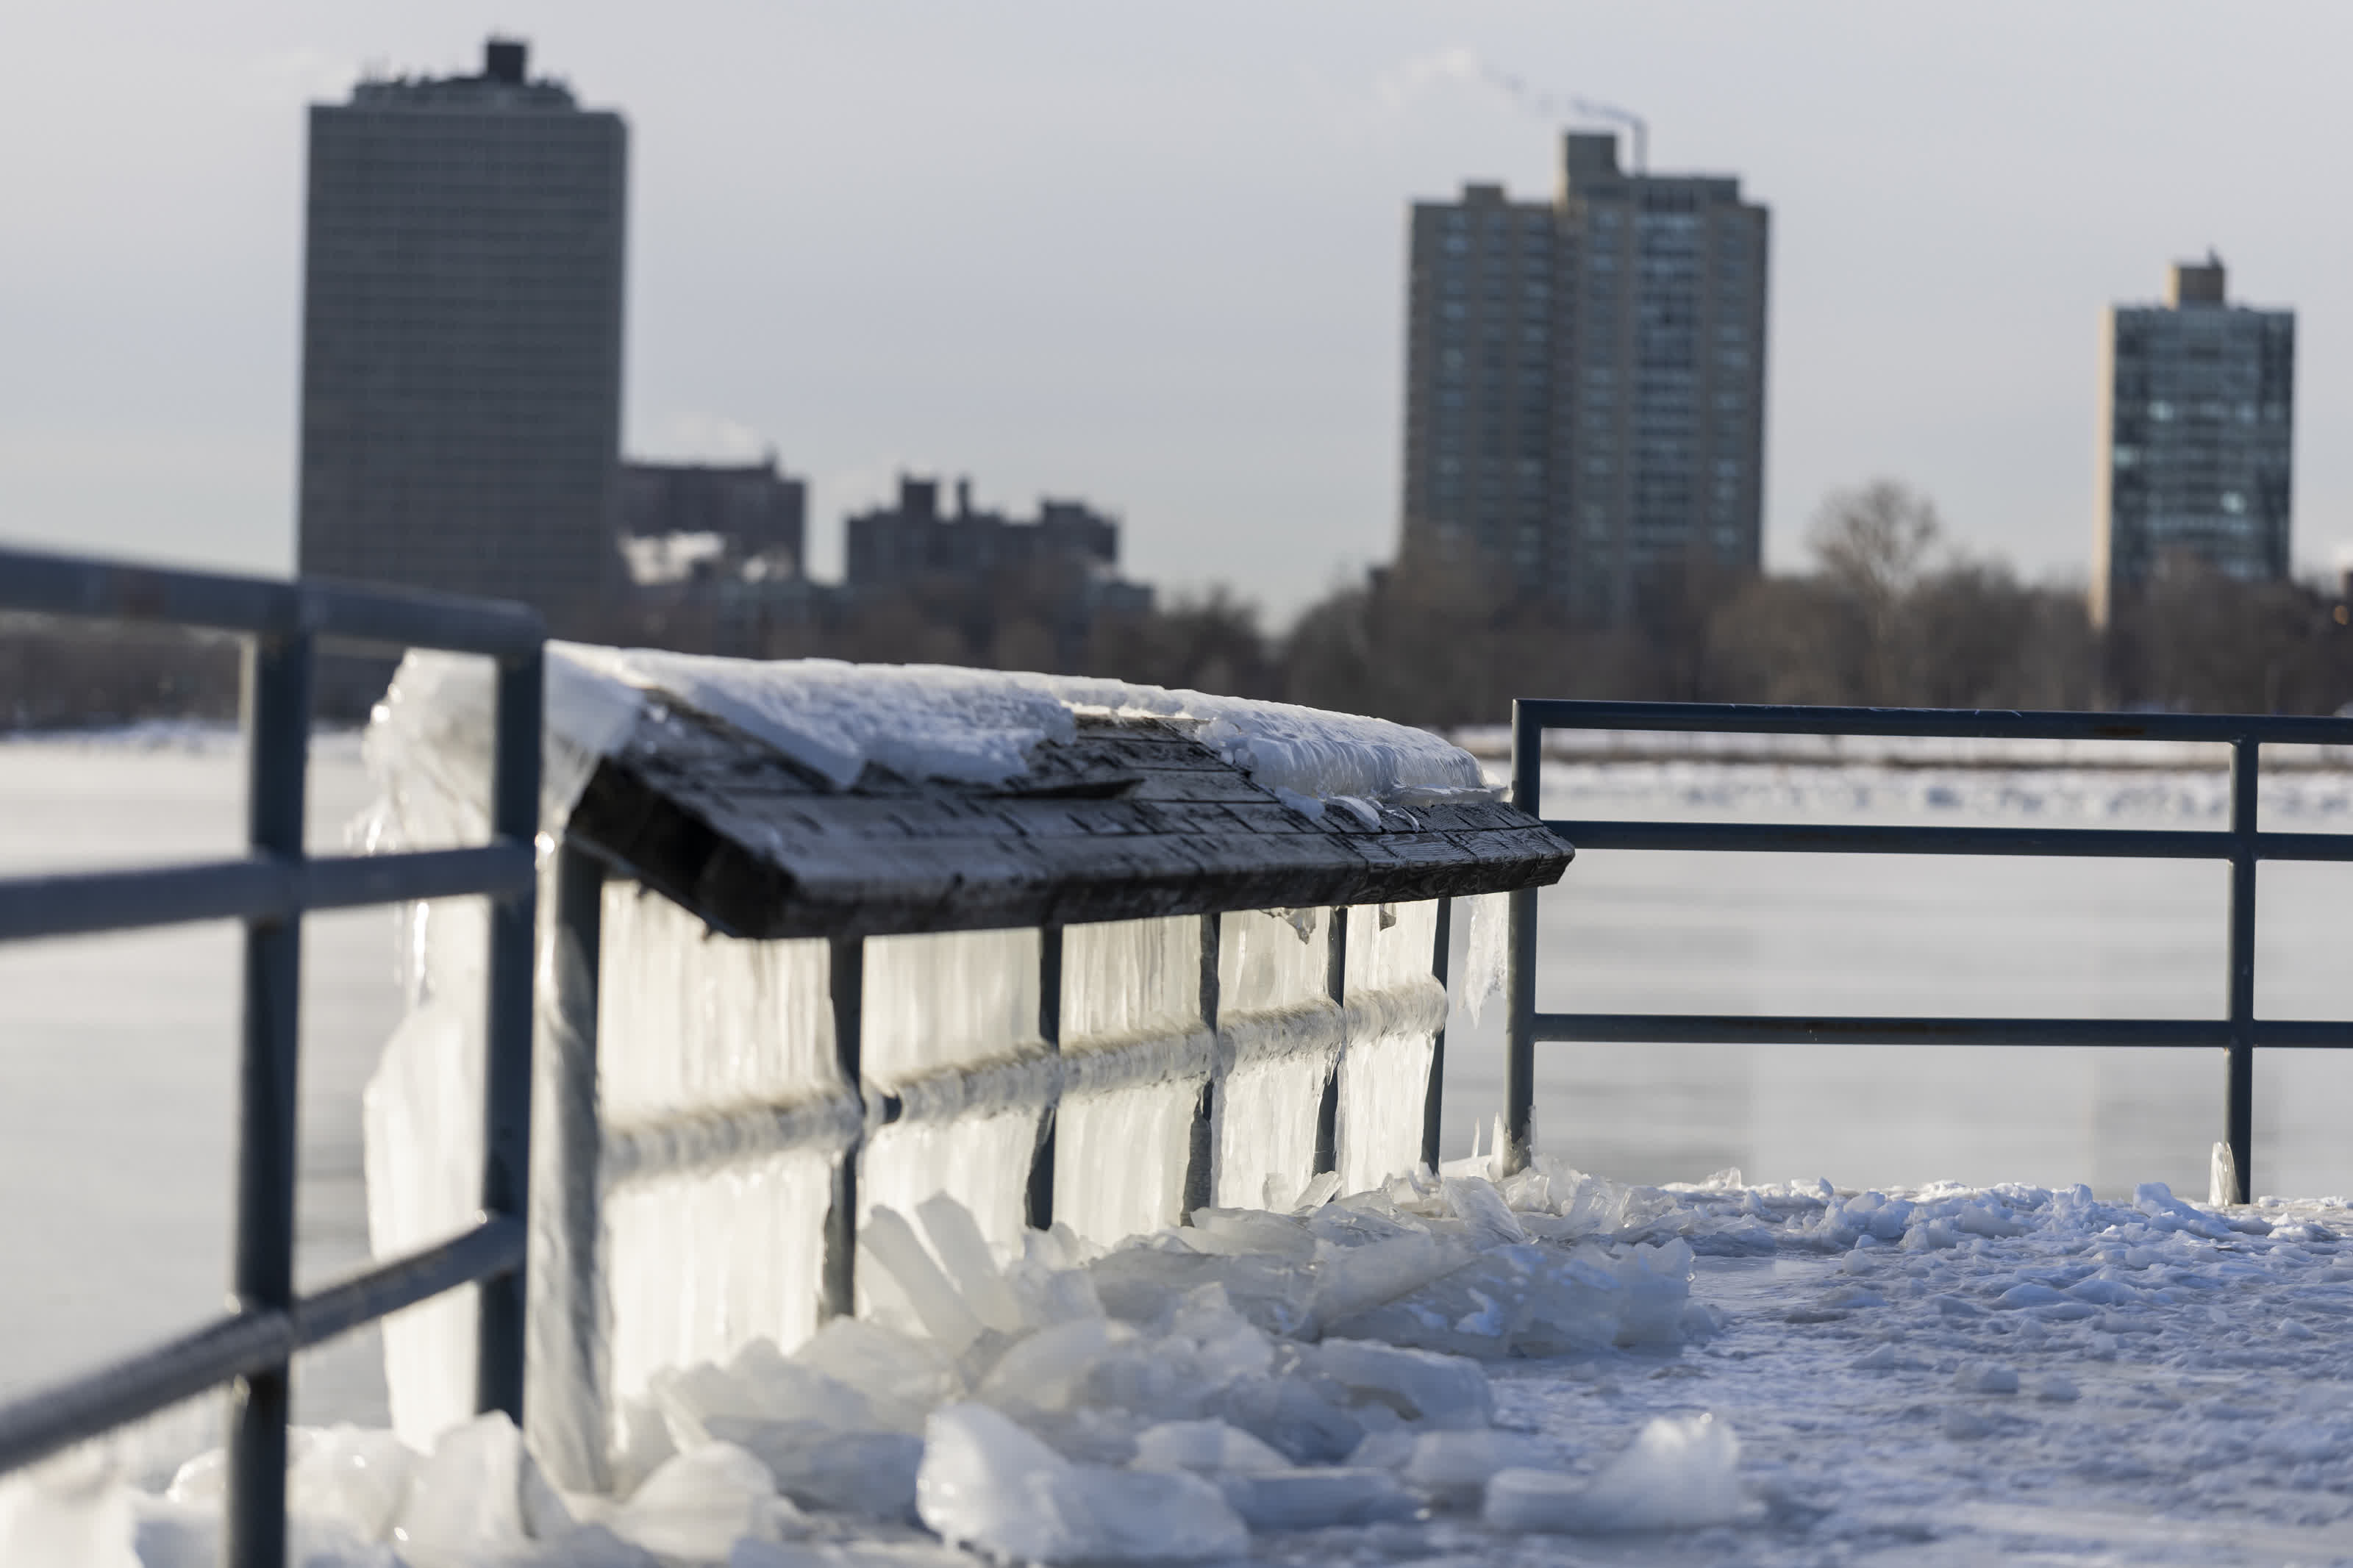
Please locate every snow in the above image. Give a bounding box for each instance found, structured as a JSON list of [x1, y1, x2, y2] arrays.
[[369, 646, 1490, 828], [21, 1161, 2353, 1564]]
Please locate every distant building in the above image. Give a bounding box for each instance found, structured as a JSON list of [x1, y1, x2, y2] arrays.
[[846, 476, 1149, 614], [297, 38, 627, 632], [2093, 256, 2295, 625], [621, 457, 807, 575], [1399, 132, 1769, 626]]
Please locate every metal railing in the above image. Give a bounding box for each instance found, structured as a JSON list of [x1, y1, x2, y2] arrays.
[[0, 547, 543, 1568], [1505, 699, 2353, 1201]]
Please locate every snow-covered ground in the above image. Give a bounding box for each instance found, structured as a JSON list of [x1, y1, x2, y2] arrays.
[[13, 1166, 2353, 1565]]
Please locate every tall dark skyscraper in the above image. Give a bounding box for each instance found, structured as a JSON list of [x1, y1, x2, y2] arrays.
[[1399, 133, 1768, 624], [2093, 257, 2294, 626], [297, 39, 628, 630]]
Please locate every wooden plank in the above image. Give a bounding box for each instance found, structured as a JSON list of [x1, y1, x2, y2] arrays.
[[563, 697, 1571, 939]]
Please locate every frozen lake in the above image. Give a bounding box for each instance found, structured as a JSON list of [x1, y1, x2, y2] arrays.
[[5, 733, 2353, 1424]]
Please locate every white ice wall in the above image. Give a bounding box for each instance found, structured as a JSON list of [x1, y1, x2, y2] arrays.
[[855, 927, 1048, 1281], [1213, 909, 1338, 1209], [1053, 917, 1210, 1247], [592, 886, 851, 1428], [1338, 901, 1446, 1194], [596, 887, 840, 1124]]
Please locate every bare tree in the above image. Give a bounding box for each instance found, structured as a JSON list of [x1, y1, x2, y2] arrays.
[[1810, 480, 1945, 704]]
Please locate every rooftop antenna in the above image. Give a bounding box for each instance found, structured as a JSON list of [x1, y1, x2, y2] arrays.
[[1479, 66, 1648, 173]]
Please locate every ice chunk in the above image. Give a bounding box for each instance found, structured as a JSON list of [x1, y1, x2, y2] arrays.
[[1321, 1240, 1672, 1359], [1087, 1245, 1314, 1339], [391, 1412, 572, 1567], [787, 1318, 954, 1434], [1952, 1361, 2020, 1395], [609, 1442, 787, 1563], [860, 1206, 986, 1354], [1484, 1414, 1744, 1534], [165, 1425, 421, 1546], [1129, 1420, 1290, 1475], [654, 1341, 880, 1449], [611, 1397, 680, 1503], [1309, 1339, 1494, 1428], [915, 1403, 1247, 1563], [1403, 1429, 1552, 1509], [1460, 892, 1509, 1029], [1214, 1375, 1367, 1464], [0, 1448, 138, 1568], [979, 1318, 1124, 1414], [1182, 1208, 1318, 1261], [698, 1422, 924, 1522], [1441, 1176, 1529, 1249], [1308, 1233, 1475, 1328], [2211, 1140, 2240, 1209], [1215, 1468, 1419, 1529]]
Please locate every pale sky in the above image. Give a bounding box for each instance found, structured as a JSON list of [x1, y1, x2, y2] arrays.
[[7, 2, 2353, 620]]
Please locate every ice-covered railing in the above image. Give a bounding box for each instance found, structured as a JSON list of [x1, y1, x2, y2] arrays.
[[357, 648, 1570, 1491]]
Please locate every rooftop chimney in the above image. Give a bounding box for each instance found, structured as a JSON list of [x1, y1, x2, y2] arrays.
[[484, 37, 528, 85]]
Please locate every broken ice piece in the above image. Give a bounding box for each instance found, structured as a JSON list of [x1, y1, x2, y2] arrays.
[[916, 1403, 1247, 1563], [2036, 1375, 2082, 1403], [916, 1193, 1027, 1333], [610, 1442, 787, 1562], [1216, 1467, 1421, 1529], [393, 1412, 574, 1563], [699, 1420, 924, 1522], [1130, 1419, 1290, 1475], [1483, 1414, 1745, 1534], [1402, 1429, 1552, 1510], [1441, 1176, 1530, 1249], [862, 1207, 987, 1355], [1952, 1361, 2020, 1395], [1309, 1339, 1495, 1428]]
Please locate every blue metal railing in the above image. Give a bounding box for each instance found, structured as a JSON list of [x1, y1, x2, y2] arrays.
[[1505, 699, 2353, 1203], [0, 547, 543, 1568]]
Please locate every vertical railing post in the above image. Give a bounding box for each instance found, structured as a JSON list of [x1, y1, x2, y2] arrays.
[[1026, 926, 1063, 1231], [1504, 702, 1542, 1174], [1182, 914, 1221, 1217], [226, 627, 310, 1568], [1313, 907, 1349, 1177], [1421, 898, 1452, 1173], [822, 936, 865, 1317], [529, 841, 607, 1493], [2224, 736, 2258, 1203], [476, 648, 542, 1422]]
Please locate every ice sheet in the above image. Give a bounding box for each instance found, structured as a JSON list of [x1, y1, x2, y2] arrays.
[[596, 885, 841, 1126]]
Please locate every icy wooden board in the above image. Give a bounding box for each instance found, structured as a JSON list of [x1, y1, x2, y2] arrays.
[[565, 703, 1570, 938]]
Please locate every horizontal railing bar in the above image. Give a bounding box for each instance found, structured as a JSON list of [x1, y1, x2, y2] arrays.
[[0, 547, 541, 659], [0, 1218, 528, 1475], [0, 1311, 290, 1476], [304, 844, 538, 911], [0, 844, 535, 942], [1517, 698, 2353, 747], [1536, 1013, 2353, 1047], [1545, 820, 2353, 862], [294, 1217, 526, 1349]]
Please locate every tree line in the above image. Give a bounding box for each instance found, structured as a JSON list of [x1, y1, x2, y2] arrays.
[[9, 480, 2352, 730]]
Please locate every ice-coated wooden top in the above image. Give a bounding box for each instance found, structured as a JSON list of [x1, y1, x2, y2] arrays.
[[565, 698, 1571, 937]]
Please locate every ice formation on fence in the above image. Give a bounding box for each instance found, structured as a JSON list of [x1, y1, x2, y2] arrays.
[[363, 646, 1492, 837], [351, 646, 1502, 1474]]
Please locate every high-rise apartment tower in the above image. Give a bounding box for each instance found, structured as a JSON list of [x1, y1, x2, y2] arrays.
[[1399, 133, 1768, 624], [2092, 257, 2293, 625], [298, 39, 628, 631]]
